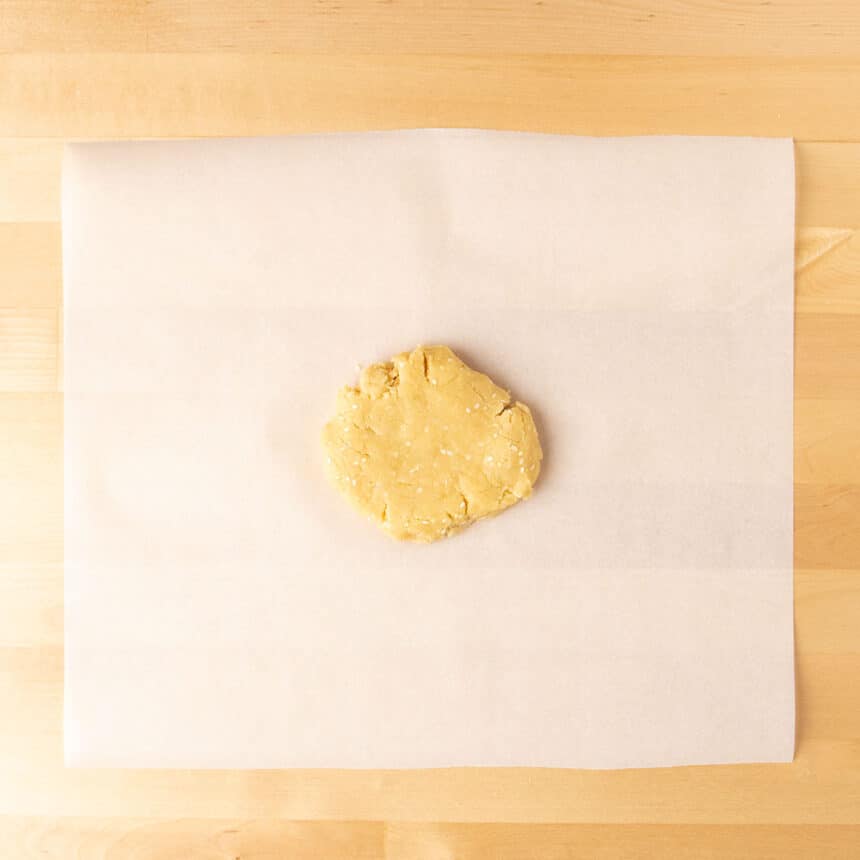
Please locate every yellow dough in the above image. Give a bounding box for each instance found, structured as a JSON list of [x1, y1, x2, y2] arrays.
[[322, 345, 542, 542]]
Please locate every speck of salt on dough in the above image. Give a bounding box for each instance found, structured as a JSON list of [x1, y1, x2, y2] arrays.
[[321, 344, 543, 543]]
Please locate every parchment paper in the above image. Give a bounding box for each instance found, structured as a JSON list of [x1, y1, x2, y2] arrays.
[[63, 131, 795, 769]]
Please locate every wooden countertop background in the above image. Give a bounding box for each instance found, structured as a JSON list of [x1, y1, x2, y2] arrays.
[[1, 2, 859, 857]]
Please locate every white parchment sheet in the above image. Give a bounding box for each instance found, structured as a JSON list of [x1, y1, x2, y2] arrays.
[[63, 131, 795, 768]]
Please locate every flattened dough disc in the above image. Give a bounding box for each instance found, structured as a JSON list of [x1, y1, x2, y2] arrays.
[[322, 345, 542, 542]]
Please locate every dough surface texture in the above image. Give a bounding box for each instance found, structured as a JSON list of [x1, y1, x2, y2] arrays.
[[322, 345, 542, 542]]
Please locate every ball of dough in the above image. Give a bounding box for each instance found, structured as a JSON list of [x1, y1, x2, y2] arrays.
[[321, 345, 542, 542]]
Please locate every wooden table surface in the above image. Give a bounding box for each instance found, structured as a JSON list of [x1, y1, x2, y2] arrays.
[[2, 2, 859, 857]]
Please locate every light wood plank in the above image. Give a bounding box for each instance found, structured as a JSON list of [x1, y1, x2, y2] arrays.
[[385, 822, 860, 860], [0, 482, 60, 563], [0, 393, 60, 476], [0, 391, 61, 564], [0, 819, 856, 860], [798, 655, 860, 743], [0, 816, 384, 859], [795, 228, 854, 273], [0, 224, 61, 308], [795, 570, 860, 655], [2, 0, 860, 57], [2, 55, 860, 143], [0, 647, 60, 738], [0, 736, 859, 822], [795, 313, 860, 400], [0, 309, 57, 391], [796, 485, 860, 570], [796, 400, 860, 484], [0, 565, 61, 648], [0, 140, 62, 223], [797, 143, 860, 230], [797, 229, 860, 314]]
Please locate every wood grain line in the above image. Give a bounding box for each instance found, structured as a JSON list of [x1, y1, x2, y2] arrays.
[[0, 140, 62, 223], [794, 570, 860, 655], [2, 55, 860, 142], [796, 400, 860, 484], [797, 230, 860, 314], [797, 143, 860, 229], [0, 309, 57, 391], [0, 815, 384, 860], [0, 818, 857, 860], [0, 224, 61, 308], [2, 0, 860, 57], [795, 313, 860, 400], [0, 564, 62, 648], [385, 822, 860, 860], [796, 485, 860, 570]]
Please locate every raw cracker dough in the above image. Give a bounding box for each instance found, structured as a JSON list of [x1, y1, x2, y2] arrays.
[[322, 345, 542, 542]]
